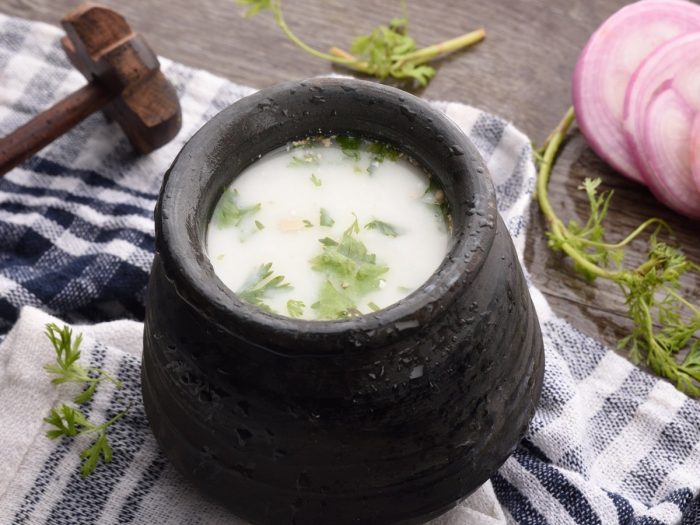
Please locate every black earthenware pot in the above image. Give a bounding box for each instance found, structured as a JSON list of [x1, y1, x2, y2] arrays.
[[142, 77, 544, 525]]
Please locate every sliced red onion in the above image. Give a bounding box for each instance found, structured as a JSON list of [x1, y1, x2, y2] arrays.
[[692, 114, 700, 192], [640, 88, 700, 218], [572, 0, 700, 183], [624, 33, 700, 218]]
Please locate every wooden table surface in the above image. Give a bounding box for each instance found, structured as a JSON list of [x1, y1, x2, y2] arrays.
[[1, 0, 699, 367]]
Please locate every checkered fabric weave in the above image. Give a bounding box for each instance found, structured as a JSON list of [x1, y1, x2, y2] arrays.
[[1, 12, 699, 525]]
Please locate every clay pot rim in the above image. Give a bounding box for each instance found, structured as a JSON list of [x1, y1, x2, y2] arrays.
[[156, 77, 497, 355]]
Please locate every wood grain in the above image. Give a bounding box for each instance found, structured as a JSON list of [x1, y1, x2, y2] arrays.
[[1, 0, 698, 362]]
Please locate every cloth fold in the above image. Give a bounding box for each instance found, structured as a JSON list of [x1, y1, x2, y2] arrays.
[[1, 12, 699, 525]]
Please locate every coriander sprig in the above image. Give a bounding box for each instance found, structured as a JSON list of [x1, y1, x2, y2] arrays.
[[214, 188, 261, 228], [44, 323, 121, 404], [44, 403, 129, 477], [43, 323, 129, 476], [536, 107, 700, 396], [311, 216, 389, 319], [237, 262, 292, 313], [287, 299, 305, 318], [235, 0, 485, 86], [365, 219, 399, 237]]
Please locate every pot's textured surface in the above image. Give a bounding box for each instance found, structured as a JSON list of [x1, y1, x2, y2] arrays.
[[142, 78, 544, 525]]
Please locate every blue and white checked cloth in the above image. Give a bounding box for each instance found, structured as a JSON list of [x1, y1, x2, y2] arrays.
[[0, 12, 699, 525]]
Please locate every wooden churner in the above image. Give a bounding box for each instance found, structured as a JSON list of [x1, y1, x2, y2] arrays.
[[0, 3, 182, 175]]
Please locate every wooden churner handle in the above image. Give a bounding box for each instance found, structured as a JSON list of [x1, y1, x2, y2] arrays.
[[0, 3, 182, 177], [0, 82, 114, 175]]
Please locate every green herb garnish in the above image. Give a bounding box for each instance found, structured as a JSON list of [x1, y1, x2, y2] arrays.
[[303, 219, 313, 228], [43, 324, 129, 476], [255, 220, 265, 230], [310, 217, 389, 319], [310, 173, 322, 187], [367, 141, 400, 163], [536, 107, 700, 396], [336, 135, 362, 161], [235, 1, 485, 86], [365, 219, 399, 237], [311, 281, 358, 319], [319, 237, 339, 247], [44, 323, 121, 404], [368, 301, 381, 312], [237, 262, 292, 313], [45, 403, 128, 477], [287, 299, 305, 318], [214, 188, 261, 228], [422, 178, 450, 225], [320, 208, 335, 227]]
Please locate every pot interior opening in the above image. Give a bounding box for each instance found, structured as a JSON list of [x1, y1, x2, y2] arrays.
[[204, 132, 454, 321]]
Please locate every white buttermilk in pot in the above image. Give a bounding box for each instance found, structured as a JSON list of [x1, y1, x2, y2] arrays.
[[206, 135, 451, 320]]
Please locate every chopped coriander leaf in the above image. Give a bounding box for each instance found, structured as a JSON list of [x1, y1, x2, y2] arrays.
[[310, 173, 322, 187], [214, 188, 261, 228], [365, 219, 399, 237], [237, 263, 291, 312], [289, 151, 321, 166], [367, 141, 400, 162], [320, 208, 335, 227], [310, 217, 389, 319], [422, 178, 450, 226], [255, 220, 265, 230], [368, 301, 381, 312], [336, 135, 362, 161], [345, 214, 361, 235], [287, 299, 305, 318], [319, 237, 339, 247], [303, 219, 313, 228], [311, 280, 357, 320]]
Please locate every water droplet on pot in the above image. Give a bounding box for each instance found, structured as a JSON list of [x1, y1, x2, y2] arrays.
[[410, 365, 424, 379], [400, 105, 417, 121], [449, 145, 464, 156]]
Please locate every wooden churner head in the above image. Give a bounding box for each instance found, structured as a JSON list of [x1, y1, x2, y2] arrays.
[[61, 3, 181, 153]]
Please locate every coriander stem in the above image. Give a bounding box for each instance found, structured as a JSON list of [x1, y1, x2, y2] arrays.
[[328, 47, 357, 61], [535, 107, 621, 281], [665, 288, 700, 316], [95, 369, 123, 389], [77, 406, 129, 437], [535, 107, 575, 228], [328, 47, 370, 72], [270, 1, 356, 66], [574, 218, 670, 250], [393, 28, 486, 67]]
